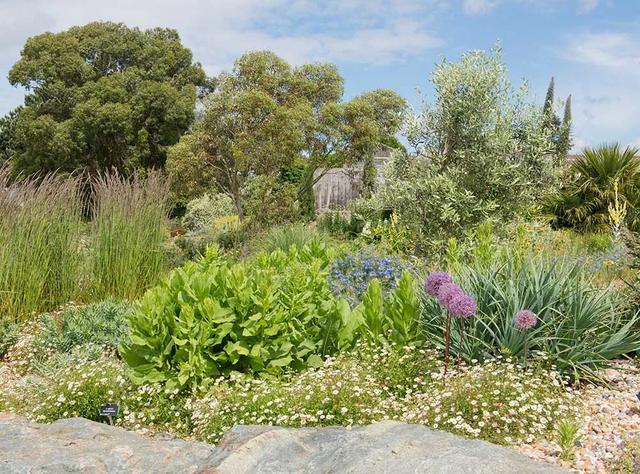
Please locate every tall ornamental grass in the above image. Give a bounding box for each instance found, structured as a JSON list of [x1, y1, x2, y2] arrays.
[[89, 170, 172, 300], [421, 251, 640, 381], [0, 168, 83, 321]]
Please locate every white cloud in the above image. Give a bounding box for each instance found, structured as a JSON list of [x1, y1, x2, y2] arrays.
[[462, 0, 498, 15], [576, 0, 599, 13], [461, 0, 605, 16], [0, 0, 442, 77], [563, 31, 640, 150], [566, 32, 640, 74]]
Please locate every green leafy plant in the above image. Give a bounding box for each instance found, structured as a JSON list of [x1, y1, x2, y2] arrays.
[[0, 319, 19, 357], [358, 272, 420, 345], [472, 221, 497, 268], [120, 243, 355, 389], [182, 193, 235, 232], [421, 251, 640, 380], [36, 301, 132, 354], [556, 419, 582, 461]]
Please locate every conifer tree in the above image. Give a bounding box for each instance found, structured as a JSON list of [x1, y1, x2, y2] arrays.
[[557, 94, 572, 158], [543, 77, 555, 118]]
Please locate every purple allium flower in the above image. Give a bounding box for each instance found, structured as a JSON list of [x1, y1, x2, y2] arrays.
[[514, 310, 538, 330], [425, 271, 453, 297], [447, 293, 477, 318], [436, 282, 463, 307]]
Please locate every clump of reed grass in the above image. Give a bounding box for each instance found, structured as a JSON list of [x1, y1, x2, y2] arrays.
[[0, 167, 83, 321], [89, 170, 172, 300]]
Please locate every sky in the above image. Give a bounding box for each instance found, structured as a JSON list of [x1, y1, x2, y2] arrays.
[[0, 0, 639, 151]]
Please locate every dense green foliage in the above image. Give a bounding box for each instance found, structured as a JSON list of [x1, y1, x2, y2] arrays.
[[422, 251, 640, 380], [373, 47, 560, 252], [182, 193, 235, 232], [0, 168, 172, 321], [0, 169, 83, 321], [120, 243, 345, 388], [6, 21, 205, 175], [120, 242, 422, 389], [546, 144, 640, 233], [0, 319, 19, 358], [166, 51, 406, 219], [37, 302, 132, 354]]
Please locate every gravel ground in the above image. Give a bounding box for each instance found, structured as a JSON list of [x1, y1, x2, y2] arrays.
[[516, 359, 640, 473]]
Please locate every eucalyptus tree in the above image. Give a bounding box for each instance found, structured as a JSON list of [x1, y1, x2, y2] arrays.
[[167, 51, 407, 217]]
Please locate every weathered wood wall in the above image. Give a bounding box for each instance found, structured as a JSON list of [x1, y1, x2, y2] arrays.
[[313, 167, 362, 211], [313, 148, 393, 212]]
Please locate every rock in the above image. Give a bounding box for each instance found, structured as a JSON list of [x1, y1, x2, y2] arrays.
[[0, 415, 568, 473], [206, 421, 568, 473], [0, 414, 216, 473]]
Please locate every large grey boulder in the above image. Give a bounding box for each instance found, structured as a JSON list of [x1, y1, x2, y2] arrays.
[[0, 413, 567, 473], [0, 413, 216, 473], [206, 422, 568, 473]]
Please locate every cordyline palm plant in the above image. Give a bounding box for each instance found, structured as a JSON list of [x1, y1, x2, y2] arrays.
[[545, 144, 640, 232], [421, 250, 640, 381]]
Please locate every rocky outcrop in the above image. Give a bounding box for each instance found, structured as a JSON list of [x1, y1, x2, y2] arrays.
[[205, 422, 568, 473], [0, 413, 216, 473], [0, 413, 568, 473]]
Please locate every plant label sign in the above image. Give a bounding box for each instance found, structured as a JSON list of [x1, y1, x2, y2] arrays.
[[99, 403, 120, 418]]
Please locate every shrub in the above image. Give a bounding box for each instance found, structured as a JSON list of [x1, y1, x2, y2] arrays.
[[121, 241, 425, 389], [256, 224, 328, 254], [421, 252, 640, 380], [191, 346, 574, 446], [0, 168, 83, 321], [4, 302, 131, 376], [119, 243, 354, 389], [191, 344, 437, 444], [242, 175, 302, 226], [89, 170, 172, 300], [545, 144, 640, 233], [356, 271, 421, 345], [36, 301, 132, 354], [374, 46, 559, 253], [0, 319, 19, 357], [182, 193, 235, 232], [3, 357, 195, 436], [328, 251, 409, 306]]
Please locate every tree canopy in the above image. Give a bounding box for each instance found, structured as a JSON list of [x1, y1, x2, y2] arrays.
[[166, 51, 407, 217], [6, 21, 206, 175], [378, 46, 561, 252]]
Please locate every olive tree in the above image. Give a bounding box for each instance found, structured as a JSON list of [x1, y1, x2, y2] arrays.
[[379, 46, 557, 252]]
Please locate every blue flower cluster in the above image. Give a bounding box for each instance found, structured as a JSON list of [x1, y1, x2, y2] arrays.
[[328, 252, 408, 306]]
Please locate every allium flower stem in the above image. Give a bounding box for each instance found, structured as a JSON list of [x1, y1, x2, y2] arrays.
[[523, 328, 529, 369], [457, 317, 465, 369], [444, 310, 451, 377]]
